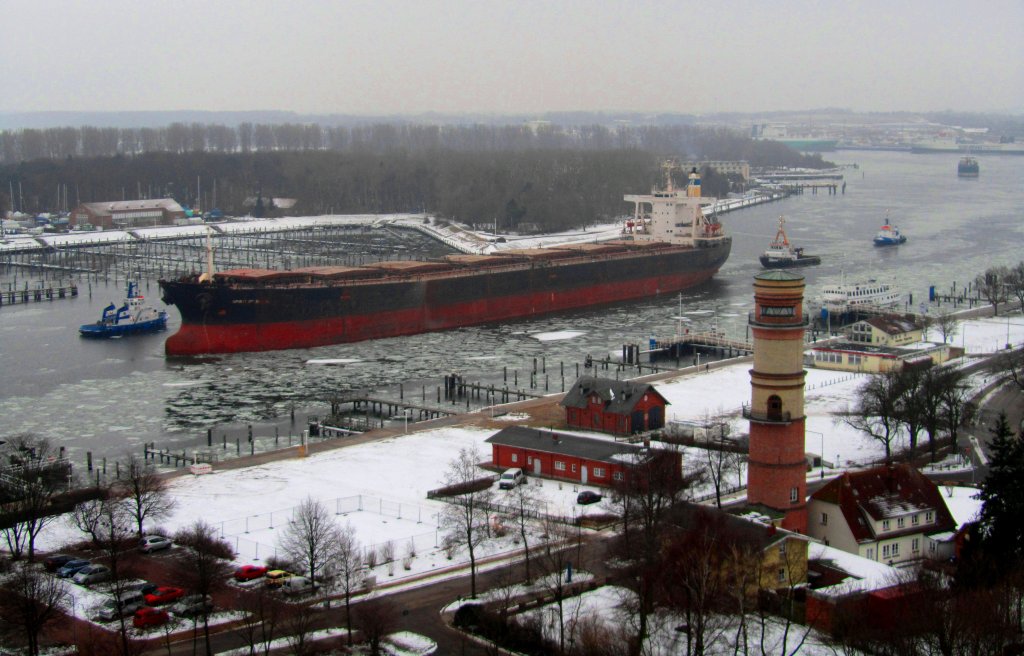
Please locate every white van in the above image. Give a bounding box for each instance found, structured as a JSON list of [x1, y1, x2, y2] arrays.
[[95, 591, 145, 621], [281, 576, 315, 596], [498, 468, 525, 490]]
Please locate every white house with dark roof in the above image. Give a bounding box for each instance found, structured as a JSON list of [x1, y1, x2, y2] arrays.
[[807, 463, 958, 566]]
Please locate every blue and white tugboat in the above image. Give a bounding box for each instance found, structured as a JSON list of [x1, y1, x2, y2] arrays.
[[79, 281, 168, 338], [873, 215, 907, 247]]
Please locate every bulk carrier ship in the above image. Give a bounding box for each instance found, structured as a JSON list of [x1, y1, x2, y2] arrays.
[[159, 168, 731, 355]]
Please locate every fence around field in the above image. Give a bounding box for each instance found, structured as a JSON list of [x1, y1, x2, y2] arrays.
[[214, 493, 444, 563]]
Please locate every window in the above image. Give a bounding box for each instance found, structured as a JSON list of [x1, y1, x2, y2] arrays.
[[571, 464, 577, 473], [593, 467, 605, 477], [882, 520, 891, 531], [527, 456, 532, 465], [768, 395, 783, 420], [929, 542, 936, 554], [554, 461, 566, 472], [892, 543, 900, 556], [790, 487, 799, 503], [882, 545, 891, 558], [612, 472, 624, 482], [511, 453, 518, 463], [912, 514, 919, 526], [779, 542, 787, 555], [897, 517, 905, 529], [777, 568, 786, 583], [821, 512, 828, 526], [866, 548, 875, 560], [912, 538, 920, 553], [925, 512, 934, 523]]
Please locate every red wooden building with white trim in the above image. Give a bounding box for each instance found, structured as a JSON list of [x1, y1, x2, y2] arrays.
[[559, 375, 669, 436], [485, 426, 680, 487]]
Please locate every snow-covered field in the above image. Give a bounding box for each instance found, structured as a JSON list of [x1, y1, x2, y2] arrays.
[[36, 426, 609, 582]]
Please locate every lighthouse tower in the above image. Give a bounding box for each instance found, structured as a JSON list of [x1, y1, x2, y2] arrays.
[[745, 270, 808, 533]]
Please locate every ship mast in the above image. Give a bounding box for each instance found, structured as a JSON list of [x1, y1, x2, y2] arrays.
[[198, 226, 216, 283]]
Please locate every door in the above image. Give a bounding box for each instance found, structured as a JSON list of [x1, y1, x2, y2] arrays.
[[581, 465, 588, 484], [533, 458, 542, 476]]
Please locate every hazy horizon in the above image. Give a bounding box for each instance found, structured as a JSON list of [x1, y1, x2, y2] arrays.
[[2, 0, 1022, 116]]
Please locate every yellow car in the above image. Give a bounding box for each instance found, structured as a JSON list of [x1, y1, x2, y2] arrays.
[[265, 570, 294, 588]]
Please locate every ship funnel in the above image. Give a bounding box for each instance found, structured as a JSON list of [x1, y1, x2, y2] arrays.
[[687, 167, 701, 198]]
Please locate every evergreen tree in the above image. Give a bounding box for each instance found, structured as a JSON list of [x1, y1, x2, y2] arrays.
[[976, 412, 1024, 563]]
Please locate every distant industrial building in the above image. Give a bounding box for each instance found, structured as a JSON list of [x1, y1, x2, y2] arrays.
[[682, 160, 750, 181], [70, 199, 186, 229]]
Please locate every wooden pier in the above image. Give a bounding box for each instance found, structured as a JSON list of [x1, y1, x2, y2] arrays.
[[0, 283, 78, 307]]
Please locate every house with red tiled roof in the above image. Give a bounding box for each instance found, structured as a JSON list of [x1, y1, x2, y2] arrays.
[[807, 463, 957, 566]]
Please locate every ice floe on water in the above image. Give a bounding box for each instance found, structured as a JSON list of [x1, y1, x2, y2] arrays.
[[306, 358, 363, 365], [531, 330, 586, 341]]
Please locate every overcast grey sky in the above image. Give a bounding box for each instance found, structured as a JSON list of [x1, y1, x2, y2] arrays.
[[2, 0, 1022, 115]]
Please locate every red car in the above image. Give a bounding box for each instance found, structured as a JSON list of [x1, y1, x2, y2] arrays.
[[133, 606, 169, 629], [233, 564, 269, 582], [144, 586, 186, 606]]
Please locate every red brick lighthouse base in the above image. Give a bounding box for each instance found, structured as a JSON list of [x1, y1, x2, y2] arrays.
[[745, 271, 808, 533]]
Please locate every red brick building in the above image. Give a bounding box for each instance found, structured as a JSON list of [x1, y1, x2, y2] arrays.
[[559, 375, 669, 436], [70, 199, 186, 229], [485, 426, 681, 487]]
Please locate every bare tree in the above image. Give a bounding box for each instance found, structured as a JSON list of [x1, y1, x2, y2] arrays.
[[232, 587, 283, 656], [841, 370, 905, 464], [0, 562, 68, 656], [439, 445, 493, 598], [1005, 261, 1024, 313], [506, 480, 540, 584], [992, 347, 1024, 393], [699, 415, 738, 508], [334, 522, 363, 647], [611, 445, 692, 655], [535, 516, 588, 654], [0, 436, 67, 561], [116, 454, 175, 539], [174, 519, 233, 656], [282, 603, 318, 656], [94, 498, 141, 656], [975, 266, 1010, 316], [934, 310, 960, 344], [70, 488, 117, 546], [278, 496, 339, 590], [354, 597, 399, 656]]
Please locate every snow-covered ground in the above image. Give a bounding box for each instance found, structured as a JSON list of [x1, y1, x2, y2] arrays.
[[514, 584, 839, 655], [32, 315, 1002, 597], [36, 426, 608, 582]]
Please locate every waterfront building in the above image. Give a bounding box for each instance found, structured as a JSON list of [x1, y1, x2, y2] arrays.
[[69, 198, 186, 229]]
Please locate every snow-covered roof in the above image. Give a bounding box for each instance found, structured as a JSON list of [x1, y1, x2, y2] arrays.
[[808, 542, 902, 598]]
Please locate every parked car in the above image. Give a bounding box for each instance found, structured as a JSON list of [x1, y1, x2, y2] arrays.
[[576, 491, 602, 505], [94, 592, 146, 621], [133, 606, 170, 629], [498, 467, 525, 490], [139, 535, 173, 553], [56, 559, 91, 578], [144, 586, 186, 606], [281, 576, 315, 596], [169, 594, 213, 617], [233, 564, 269, 582], [264, 570, 294, 588], [73, 564, 111, 585], [124, 581, 159, 597], [43, 554, 76, 572]]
